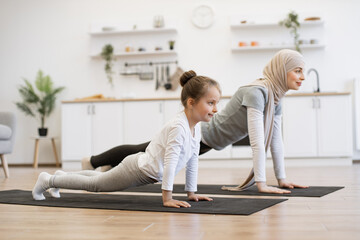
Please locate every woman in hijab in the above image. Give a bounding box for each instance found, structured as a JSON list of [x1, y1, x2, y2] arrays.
[[81, 49, 309, 194]]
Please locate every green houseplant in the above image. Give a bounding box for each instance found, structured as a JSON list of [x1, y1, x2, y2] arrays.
[[279, 11, 301, 53], [101, 44, 115, 86], [15, 70, 65, 136]]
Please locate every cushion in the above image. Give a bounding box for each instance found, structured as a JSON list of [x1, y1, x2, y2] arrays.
[[0, 124, 12, 140]]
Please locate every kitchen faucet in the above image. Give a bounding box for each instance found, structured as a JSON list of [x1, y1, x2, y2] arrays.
[[307, 68, 320, 93]]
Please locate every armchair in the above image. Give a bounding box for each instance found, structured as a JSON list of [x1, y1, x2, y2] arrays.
[[0, 112, 16, 178]]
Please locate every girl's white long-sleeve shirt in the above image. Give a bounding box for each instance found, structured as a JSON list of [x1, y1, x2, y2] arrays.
[[138, 111, 201, 192]]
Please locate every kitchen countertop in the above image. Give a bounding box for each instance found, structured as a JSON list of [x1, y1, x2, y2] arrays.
[[62, 96, 233, 103], [285, 92, 351, 97], [62, 92, 351, 103]]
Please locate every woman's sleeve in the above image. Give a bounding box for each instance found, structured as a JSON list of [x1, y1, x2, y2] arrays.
[[162, 126, 184, 191], [270, 114, 286, 180], [247, 107, 267, 182]]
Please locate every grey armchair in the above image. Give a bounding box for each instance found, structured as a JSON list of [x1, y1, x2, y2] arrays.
[[0, 112, 16, 178]]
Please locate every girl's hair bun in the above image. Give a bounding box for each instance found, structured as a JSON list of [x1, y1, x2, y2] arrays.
[[179, 70, 197, 87]]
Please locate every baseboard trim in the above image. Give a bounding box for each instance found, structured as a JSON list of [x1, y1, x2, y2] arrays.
[[1, 163, 62, 168], [199, 157, 354, 168]]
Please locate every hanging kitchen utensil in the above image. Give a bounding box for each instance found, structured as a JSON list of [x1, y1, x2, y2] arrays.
[[155, 66, 160, 90], [161, 65, 165, 87], [164, 64, 172, 90], [139, 65, 153, 80]]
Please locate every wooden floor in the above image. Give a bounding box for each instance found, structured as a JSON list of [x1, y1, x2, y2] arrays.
[[1, 163, 360, 240]]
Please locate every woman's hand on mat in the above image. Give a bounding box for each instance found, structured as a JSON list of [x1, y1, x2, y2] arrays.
[[187, 192, 213, 202], [162, 190, 191, 208], [256, 182, 291, 194], [163, 199, 191, 208], [278, 179, 309, 189]]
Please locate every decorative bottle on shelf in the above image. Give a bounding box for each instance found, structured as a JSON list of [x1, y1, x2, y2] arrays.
[[153, 15, 165, 28]]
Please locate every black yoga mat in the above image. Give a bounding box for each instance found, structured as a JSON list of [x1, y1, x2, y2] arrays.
[[0, 190, 287, 215], [123, 184, 344, 197]]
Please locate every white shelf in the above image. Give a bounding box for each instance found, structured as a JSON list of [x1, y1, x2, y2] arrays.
[[91, 50, 177, 58], [231, 44, 325, 52], [230, 20, 324, 29], [90, 28, 177, 36]]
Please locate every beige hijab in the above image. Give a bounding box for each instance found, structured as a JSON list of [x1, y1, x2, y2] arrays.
[[222, 49, 305, 191]]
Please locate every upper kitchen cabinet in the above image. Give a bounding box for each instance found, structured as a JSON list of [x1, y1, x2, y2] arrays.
[[230, 15, 325, 52], [282, 93, 353, 158], [89, 21, 178, 59]]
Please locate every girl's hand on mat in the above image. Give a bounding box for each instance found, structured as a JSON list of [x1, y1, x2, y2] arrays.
[[278, 179, 309, 189], [162, 190, 191, 208], [187, 192, 213, 202], [163, 199, 191, 208], [256, 182, 291, 194]]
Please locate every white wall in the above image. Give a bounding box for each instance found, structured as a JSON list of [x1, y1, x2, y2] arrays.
[[1, 0, 360, 164]]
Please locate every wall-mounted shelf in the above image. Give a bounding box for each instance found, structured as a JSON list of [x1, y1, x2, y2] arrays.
[[230, 17, 325, 54], [231, 44, 325, 52], [230, 20, 324, 29], [90, 28, 177, 36], [91, 50, 177, 58], [89, 23, 178, 60]]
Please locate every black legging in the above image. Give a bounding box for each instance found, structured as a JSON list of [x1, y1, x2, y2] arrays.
[[90, 140, 212, 169]]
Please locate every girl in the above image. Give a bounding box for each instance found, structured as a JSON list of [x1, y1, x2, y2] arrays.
[[32, 70, 220, 208], [82, 49, 308, 194]]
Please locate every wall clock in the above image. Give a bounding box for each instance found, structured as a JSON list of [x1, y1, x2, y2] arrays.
[[191, 5, 214, 29]]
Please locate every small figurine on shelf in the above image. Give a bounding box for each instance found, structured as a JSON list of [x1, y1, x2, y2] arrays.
[[169, 40, 175, 50], [251, 41, 259, 47], [238, 41, 247, 47]]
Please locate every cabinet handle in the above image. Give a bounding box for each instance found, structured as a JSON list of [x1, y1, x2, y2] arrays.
[[159, 102, 162, 113], [92, 105, 95, 115], [312, 98, 321, 109], [87, 105, 91, 115]]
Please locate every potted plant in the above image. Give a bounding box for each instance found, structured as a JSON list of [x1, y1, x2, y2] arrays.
[[15, 70, 65, 136], [279, 11, 301, 53], [168, 40, 175, 50], [101, 44, 115, 86]]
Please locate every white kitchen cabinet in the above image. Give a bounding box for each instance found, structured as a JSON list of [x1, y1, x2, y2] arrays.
[[61, 103, 92, 161], [123, 100, 164, 144], [316, 95, 353, 156], [282, 96, 318, 157], [61, 97, 239, 168], [91, 102, 123, 155], [282, 94, 353, 158], [61, 102, 123, 168]]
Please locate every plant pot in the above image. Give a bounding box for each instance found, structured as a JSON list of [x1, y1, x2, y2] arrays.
[[38, 128, 48, 136]]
